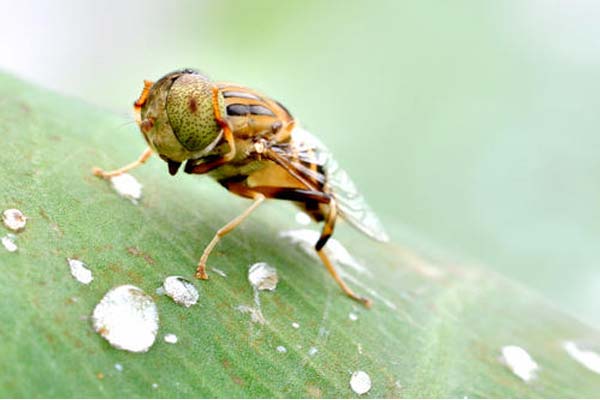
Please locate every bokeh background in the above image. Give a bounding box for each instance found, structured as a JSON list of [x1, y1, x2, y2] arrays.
[[2, 0, 600, 328]]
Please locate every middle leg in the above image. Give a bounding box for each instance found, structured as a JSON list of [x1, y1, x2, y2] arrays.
[[196, 192, 265, 279]]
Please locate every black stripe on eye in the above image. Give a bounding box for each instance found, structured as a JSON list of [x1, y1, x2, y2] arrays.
[[249, 105, 276, 116], [222, 91, 261, 100], [226, 104, 249, 116]]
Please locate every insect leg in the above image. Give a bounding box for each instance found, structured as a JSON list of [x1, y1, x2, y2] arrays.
[[315, 200, 373, 308], [92, 147, 153, 179], [196, 192, 265, 279], [224, 182, 372, 307]]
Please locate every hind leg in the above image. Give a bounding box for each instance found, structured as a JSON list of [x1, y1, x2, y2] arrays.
[[314, 199, 372, 308]]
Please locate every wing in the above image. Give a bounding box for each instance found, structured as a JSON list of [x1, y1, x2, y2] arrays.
[[270, 127, 390, 242]]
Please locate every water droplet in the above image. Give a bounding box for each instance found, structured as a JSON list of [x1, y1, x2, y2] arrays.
[[211, 267, 227, 277], [2, 208, 27, 231], [248, 262, 278, 291], [110, 173, 142, 204], [276, 345, 287, 353], [67, 258, 93, 285], [162, 276, 199, 308], [92, 285, 159, 353], [500, 345, 539, 382], [350, 370, 372, 395], [291, 322, 300, 329], [349, 312, 358, 321], [114, 363, 123, 372], [1, 234, 17, 252], [563, 341, 600, 374], [164, 333, 178, 344], [308, 347, 319, 357], [295, 212, 312, 226]]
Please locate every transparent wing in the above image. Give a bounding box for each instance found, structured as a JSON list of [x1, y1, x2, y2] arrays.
[[274, 127, 390, 242]]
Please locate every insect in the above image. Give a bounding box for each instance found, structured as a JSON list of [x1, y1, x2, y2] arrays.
[[92, 69, 389, 307]]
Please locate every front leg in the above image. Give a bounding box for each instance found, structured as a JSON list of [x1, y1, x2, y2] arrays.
[[196, 192, 265, 279], [92, 147, 153, 179]]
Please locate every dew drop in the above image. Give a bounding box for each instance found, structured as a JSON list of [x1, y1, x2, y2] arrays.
[[110, 173, 142, 204], [2, 208, 27, 231], [248, 262, 278, 291], [563, 341, 600, 374], [349, 312, 358, 321], [67, 258, 93, 285], [292, 322, 300, 329], [276, 345, 287, 353], [1, 234, 17, 252], [92, 285, 159, 353], [164, 333, 178, 344], [350, 370, 372, 395], [162, 276, 199, 307], [500, 345, 539, 382]]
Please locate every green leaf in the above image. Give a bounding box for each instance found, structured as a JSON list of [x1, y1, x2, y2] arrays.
[[1, 73, 599, 398]]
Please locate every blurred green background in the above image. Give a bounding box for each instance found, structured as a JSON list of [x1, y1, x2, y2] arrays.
[[2, 0, 599, 328]]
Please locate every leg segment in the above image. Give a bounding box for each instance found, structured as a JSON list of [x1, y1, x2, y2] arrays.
[[222, 180, 372, 307], [196, 192, 265, 279], [92, 147, 153, 179], [315, 199, 373, 308]]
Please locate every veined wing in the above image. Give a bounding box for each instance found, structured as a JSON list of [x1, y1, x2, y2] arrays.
[[271, 127, 390, 242]]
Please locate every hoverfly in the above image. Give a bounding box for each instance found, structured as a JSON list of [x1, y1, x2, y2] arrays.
[[93, 69, 389, 307]]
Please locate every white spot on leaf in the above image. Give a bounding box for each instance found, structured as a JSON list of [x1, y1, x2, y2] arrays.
[[1, 234, 17, 252], [164, 333, 178, 344], [2, 208, 27, 231], [110, 173, 142, 204], [92, 285, 159, 353], [211, 267, 227, 278], [248, 262, 278, 291], [563, 341, 600, 374], [350, 370, 372, 395], [500, 345, 539, 382], [67, 258, 93, 285], [162, 276, 199, 308], [276, 345, 287, 353]]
